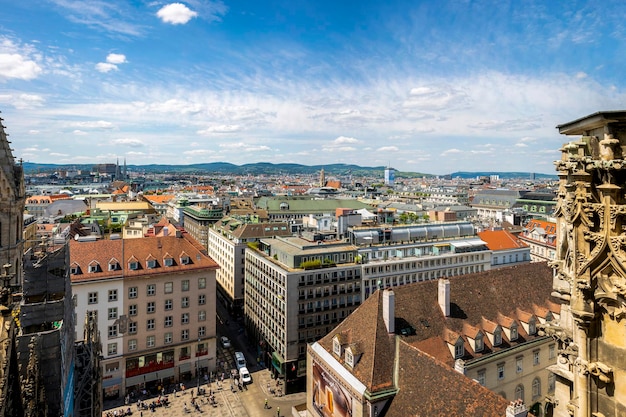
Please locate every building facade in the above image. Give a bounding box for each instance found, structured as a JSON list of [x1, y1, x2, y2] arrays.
[[69, 233, 219, 399], [547, 111, 626, 417], [518, 219, 557, 263], [244, 236, 362, 393]]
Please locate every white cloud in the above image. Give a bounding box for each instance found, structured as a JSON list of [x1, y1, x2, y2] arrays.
[[0, 53, 42, 80], [197, 124, 241, 135], [70, 120, 115, 129], [111, 138, 145, 147], [96, 62, 118, 73], [0, 93, 44, 109], [333, 136, 359, 145], [218, 142, 271, 152], [157, 3, 198, 25], [377, 146, 399, 152], [441, 148, 463, 156], [515, 143, 528, 147], [50, 152, 69, 157], [73, 130, 87, 135], [106, 53, 127, 64]]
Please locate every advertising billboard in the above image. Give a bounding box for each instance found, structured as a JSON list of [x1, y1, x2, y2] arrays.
[[311, 361, 354, 417]]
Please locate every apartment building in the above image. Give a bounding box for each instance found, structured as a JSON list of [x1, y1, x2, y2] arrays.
[[69, 232, 219, 399], [244, 235, 362, 393], [518, 219, 557, 262], [478, 229, 530, 268], [208, 217, 292, 314]]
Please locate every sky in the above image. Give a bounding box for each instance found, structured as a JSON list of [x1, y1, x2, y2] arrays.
[[1, 0, 625, 175]]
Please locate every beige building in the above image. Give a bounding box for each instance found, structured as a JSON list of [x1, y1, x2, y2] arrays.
[[70, 231, 219, 398], [208, 217, 292, 314], [519, 219, 557, 263], [547, 110, 626, 417]]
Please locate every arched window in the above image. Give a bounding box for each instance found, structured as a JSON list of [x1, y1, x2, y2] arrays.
[[515, 384, 525, 402], [532, 378, 541, 399]]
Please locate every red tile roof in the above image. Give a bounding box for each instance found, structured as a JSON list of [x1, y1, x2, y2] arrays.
[[477, 229, 528, 250]]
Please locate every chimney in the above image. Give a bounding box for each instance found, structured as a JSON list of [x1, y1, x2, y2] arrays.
[[383, 289, 395, 334], [505, 400, 528, 417], [438, 279, 450, 317]]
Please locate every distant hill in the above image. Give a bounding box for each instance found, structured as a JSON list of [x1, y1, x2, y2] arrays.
[[22, 162, 430, 177]]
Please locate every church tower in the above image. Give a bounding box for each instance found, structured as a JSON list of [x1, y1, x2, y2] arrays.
[[0, 114, 25, 290], [548, 111, 626, 417]]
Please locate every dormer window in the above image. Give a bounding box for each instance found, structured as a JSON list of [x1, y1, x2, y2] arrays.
[[494, 329, 502, 346], [164, 257, 174, 267], [475, 334, 484, 352], [108, 260, 120, 271], [147, 259, 157, 269], [510, 324, 518, 341], [180, 255, 190, 265], [529, 318, 536, 335], [333, 338, 341, 356], [454, 339, 464, 359], [345, 350, 354, 367], [88, 262, 100, 273], [129, 261, 139, 270], [70, 265, 80, 275]]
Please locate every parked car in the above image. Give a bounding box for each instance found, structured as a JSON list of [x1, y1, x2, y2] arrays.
[[221, 336, 231, 348], [235, 351, 246, 370], [239, 367, 252, 384]]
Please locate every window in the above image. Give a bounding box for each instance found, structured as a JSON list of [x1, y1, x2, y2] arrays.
[[109, 262, 118, 271], [108, 307, 118, 320], [345, 350, 354, 367], [198, 326, 206, 337], [475, 335, 483, 352], [108, 289, 118, 302], [165, 299, 173, 311], [181, 329, 189, 341], [89, 263, 99, 273], [198, 294, 206, 305], [533, 350, 540, 366], [494, 329, 502, 346], [333, 339, 341, 356], [182, 280, 190, 291], [147, 259, 157, 269], [549, 344, 556, 359], [182, 297, 189, 308], [164, 257, 174, 267], [198, 277, 206, 289], [181, 255, 190, 265], [88, 292, 98, 304], [477, 369, 486, 386], [497, 363, 505, 380], [164, 282, 173, 294], [147, 284, 156, 296], [105, 362, 119, 373], [528, 318, 536, 335], [147, 335, 155, 348], [532, 378, 541, 399], [107, 343, 118, 356], [198, 310, 206, 321], [128, 287, 138, 299], [129, 261, 139, 270], [147, 301, 156, 314], [165, 316, 173, 327], [108, 325, 118, 338], [515, 384, 525, 402], [164, 332, 173, 344], [181, 313, 189, 324], [510, 324, 518, 341], [147, 318, 155, 330], [129, 304, 137, 316], [516, 356, 523, 373], [128, 339, 137, 351], [128, 321, 137, 334], [454, 341, 464, 359]]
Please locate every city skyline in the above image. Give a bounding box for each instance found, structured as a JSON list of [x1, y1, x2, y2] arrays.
[[1, 0, 625, 175]]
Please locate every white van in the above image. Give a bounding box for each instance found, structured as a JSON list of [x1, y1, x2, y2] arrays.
[[235, 351, 246, 370]]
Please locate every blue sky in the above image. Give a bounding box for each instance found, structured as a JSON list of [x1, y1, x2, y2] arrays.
[[0, 0, 624, 175]]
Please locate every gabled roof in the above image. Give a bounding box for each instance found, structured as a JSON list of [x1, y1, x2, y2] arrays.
[[69, 234, 218, 283], [317, 289, 395, 393]]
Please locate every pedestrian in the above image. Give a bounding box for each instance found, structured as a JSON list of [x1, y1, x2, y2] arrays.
[[264, 398, 268, 409], [277, 406, 280, 417]]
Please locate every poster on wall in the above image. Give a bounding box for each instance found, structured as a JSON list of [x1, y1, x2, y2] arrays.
[[311, 361, 354, 417]]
